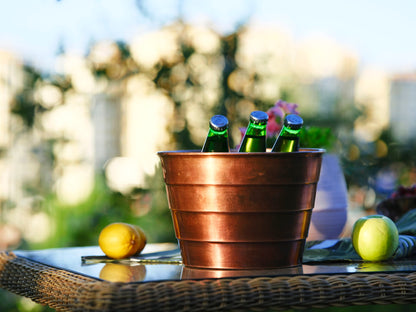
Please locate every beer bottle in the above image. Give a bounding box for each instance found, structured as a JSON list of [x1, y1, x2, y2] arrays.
[[201, 115, 230, 152], [238, 111, 268, 152], [271, 114, 303, 152]]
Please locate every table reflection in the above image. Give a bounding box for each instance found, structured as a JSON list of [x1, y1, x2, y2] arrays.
[[181, 265, 303, 279], [14, 245, 416, 283], [99, 263, 147, 282]]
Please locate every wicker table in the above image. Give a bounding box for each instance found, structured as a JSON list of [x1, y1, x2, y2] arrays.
[[2, 245, 416, 312]]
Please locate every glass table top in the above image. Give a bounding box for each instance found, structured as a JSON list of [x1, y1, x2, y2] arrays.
[[14, 243, 416, 283]]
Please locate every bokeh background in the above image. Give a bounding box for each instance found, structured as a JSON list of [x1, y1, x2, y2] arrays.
[[1, 0, 416, 311]]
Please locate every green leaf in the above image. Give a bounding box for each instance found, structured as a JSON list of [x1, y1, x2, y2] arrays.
[[300, 126, 336, 150]]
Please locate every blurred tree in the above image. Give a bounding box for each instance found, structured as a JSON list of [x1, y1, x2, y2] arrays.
[[7, 19, 415, 254], [3, 12, 416, 312]]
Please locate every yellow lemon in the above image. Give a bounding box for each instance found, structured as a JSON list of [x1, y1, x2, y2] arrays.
[[99, 263, 146, 282], [352, 215, 399, 261], [132, 225, 147, 253], [98, 223, 146, 259]]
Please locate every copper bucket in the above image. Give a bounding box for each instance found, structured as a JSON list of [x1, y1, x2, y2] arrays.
[[158, 149, 324, 269]]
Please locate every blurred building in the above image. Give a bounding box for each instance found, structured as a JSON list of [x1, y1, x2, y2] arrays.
[[354, 68, 390, 142], [1, 23, 414, 213], [0, 50, 25, 205], [92, 93, 121, 170], [389, 73, 416, 143], [301, 76, 356, 119]]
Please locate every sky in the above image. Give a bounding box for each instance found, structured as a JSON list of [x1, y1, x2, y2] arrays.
[[0, 0, 415, 73]]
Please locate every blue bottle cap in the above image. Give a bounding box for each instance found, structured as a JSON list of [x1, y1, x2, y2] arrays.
[[249, 111, 269, 124], [284, 114, 303, 130], [209, 115, 229, 131]]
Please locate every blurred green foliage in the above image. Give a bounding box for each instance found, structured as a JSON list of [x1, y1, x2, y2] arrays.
[[2, 15, 416, 312], [300, 127, 337, 151], [38, 170, 175, 250]]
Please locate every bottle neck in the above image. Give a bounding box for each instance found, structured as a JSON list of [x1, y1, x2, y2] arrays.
[[271, 125, 301, 152], [245, 122, 267, 137], [208, 127, 228, 138], [238, 121, 267, 152], [202, 127, 229, 152], [279, 125, 301, 138]]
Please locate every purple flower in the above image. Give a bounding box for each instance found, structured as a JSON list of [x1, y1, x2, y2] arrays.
[[266, 100, 299, 138], [238, 100, 301, 147]]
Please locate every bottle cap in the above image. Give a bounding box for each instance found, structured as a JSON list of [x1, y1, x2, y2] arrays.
[[209, 115, 229, 131], [249, 111, 269, 125], [284, 114, 303, 130]]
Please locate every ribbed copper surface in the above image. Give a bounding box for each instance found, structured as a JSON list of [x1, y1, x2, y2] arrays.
[[158, 149, 324, 269], [171, 211, 312, 241]]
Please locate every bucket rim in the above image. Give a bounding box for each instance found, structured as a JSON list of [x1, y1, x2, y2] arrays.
[[158, 148, 325, 157]]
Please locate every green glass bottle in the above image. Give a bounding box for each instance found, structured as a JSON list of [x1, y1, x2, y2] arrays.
[[201, 115, 230, 152], [271, 114, 303, 152], [238, 111, 269, 152]]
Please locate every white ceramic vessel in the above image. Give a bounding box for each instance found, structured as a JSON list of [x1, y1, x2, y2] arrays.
[[308, 154, 348, 241]]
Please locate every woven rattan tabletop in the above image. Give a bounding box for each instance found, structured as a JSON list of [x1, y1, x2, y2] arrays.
[[2, 245, 416, 311]]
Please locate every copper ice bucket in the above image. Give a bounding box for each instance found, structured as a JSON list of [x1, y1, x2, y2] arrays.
[[158, 149, 324, 269]]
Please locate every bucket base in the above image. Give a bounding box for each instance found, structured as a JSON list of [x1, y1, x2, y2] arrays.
[[181, 265, 303, 279], [179, 240, 305, 270]]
